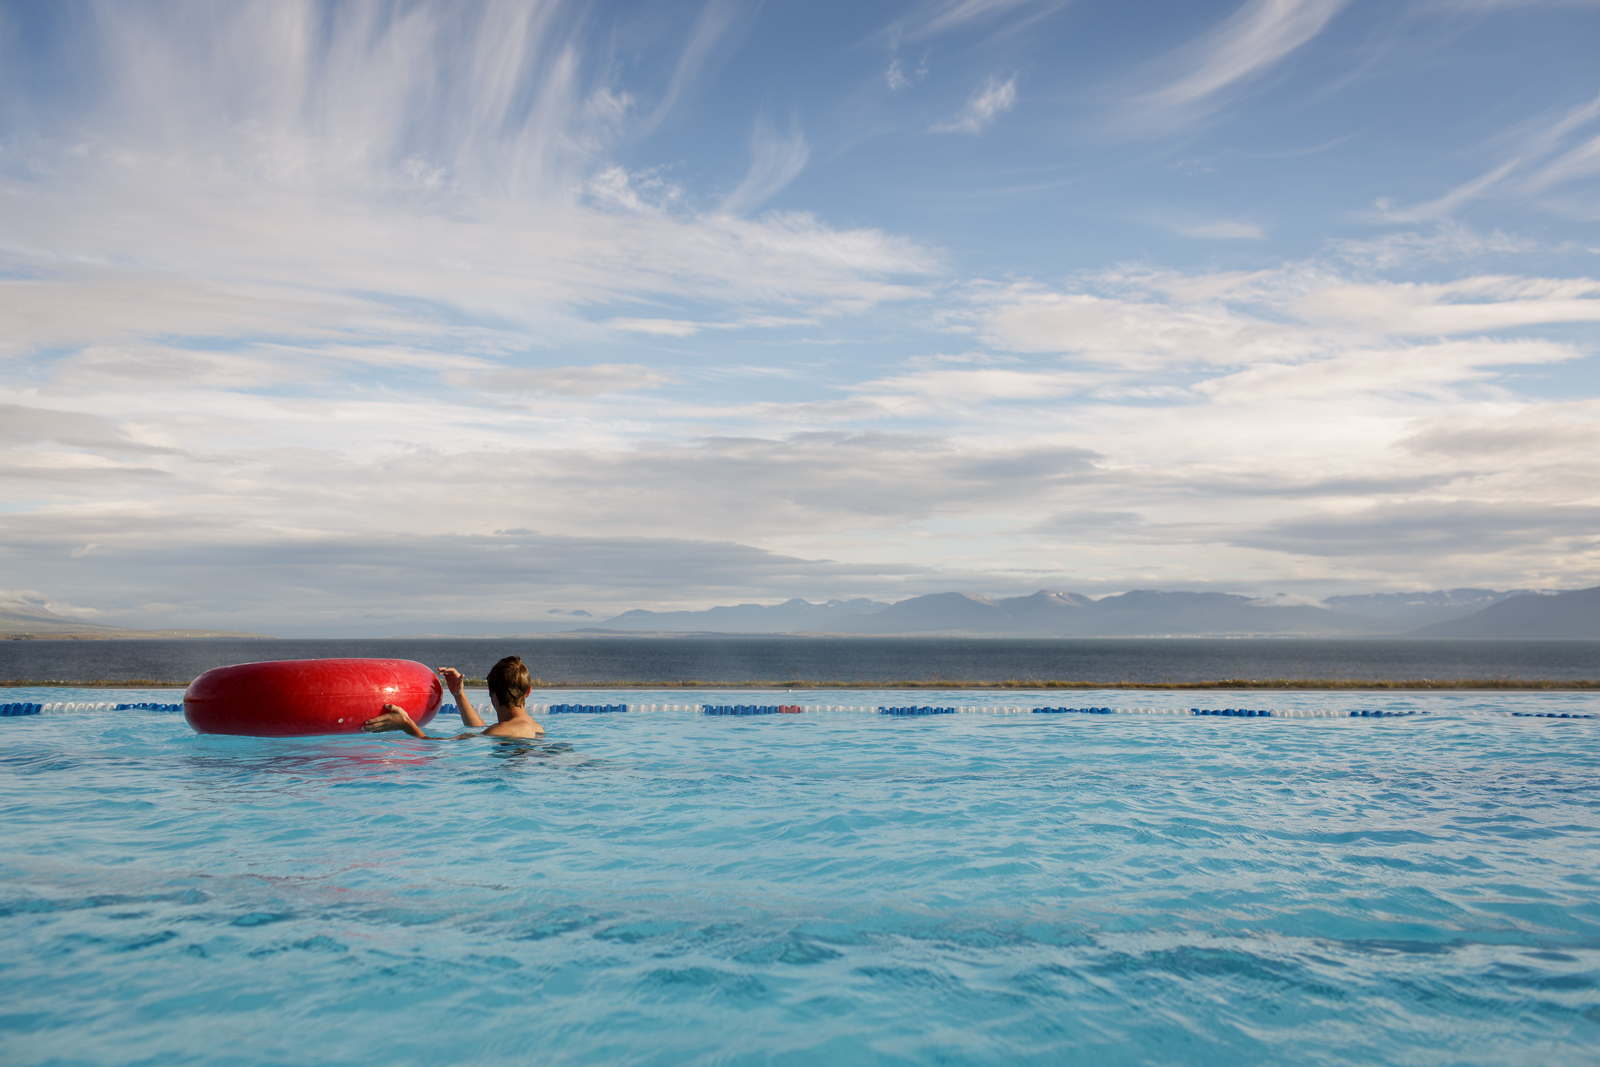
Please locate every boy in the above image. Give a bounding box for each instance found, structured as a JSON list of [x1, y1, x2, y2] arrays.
[[361, 655, 545, 739]]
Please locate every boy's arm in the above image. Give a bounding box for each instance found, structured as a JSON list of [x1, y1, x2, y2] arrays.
[[438, 667, 486, 728], [361, 703, 428, 738]]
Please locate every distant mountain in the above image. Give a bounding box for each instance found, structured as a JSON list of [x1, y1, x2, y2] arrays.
[[819, 588, 1356, 639], [579, 585, 1600, 639], [1324, 588, 1536, 630], [601, 597, 891, 633], [1410, 585, 1600, 639], [599, 589, 1393, 637], [833, 592, 1034, 634], [0, 600, 269, 639], [1079, 590, 1384, 637]]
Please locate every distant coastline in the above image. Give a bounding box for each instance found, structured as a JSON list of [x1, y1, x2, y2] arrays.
[[5, 583, 1597, 641]]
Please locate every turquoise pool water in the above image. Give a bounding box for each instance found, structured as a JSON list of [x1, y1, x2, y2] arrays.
[[4, 688, 1599, 1065]]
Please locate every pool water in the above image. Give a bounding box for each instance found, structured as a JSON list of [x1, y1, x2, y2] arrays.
[[4, 688, 1600, 1066]]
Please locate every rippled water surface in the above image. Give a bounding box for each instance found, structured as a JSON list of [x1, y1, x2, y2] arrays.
[[4, 688, 1600, 1065]]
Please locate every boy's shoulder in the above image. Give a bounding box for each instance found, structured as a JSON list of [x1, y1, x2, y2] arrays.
[[483, 719, 544, 739]]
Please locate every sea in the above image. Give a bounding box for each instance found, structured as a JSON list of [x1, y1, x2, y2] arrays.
[[2, 636, 1598, 685]]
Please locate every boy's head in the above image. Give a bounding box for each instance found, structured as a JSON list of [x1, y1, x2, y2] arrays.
[[486, 655, 532, 708]]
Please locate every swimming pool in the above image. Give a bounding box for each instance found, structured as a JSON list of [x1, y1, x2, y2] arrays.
[[4, 688, 1599, 1065]]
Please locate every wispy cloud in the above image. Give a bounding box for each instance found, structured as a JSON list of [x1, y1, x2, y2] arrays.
[[972, 269, 1600, 370], [1299, 275, 1600, 334], [641, 0, 748, 133], [0, 403, 177, 455], [1129, 0, 1349, 124], [1196, 339, 1579, 402], [720, 117, 810, 215], [973, 281, 1308, 370], [934, 75, 1017, 133], [451, 363, 675, 396], [0, 0, 938, 365], [1236, 500, 1600, 563], [1377, 89, 1600, 221], [890, 0, 1073, 41], [606, 318, 714, 337], [1328, 223, 1541, 269]]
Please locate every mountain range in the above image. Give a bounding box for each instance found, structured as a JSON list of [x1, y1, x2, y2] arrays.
[[1410, 585, 1600, 640], [592, 586, 1600, 640], [3, 587, 1597, 641]]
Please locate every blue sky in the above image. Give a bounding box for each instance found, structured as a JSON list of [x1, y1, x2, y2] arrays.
[[2, 0, 1598, 636]]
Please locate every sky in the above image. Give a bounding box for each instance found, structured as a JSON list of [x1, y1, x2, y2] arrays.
[[2, 0, 1599, 637]]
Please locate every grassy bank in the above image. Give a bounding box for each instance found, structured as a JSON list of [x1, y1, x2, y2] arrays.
[[4, 677, 1598, 690]]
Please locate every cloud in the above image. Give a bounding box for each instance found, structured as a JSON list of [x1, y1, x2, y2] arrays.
[[0, 403, 177, 454], [43, 0, 612, 196], [1, 160, 938, 361], [890, 0, 1073, 41], [10, 233, 1600, 619], [452, 363, 674, 396], [1377, 89, 1600, 221], [852, 366, 1103, 408], [975, 284, 1308, 369], [0, 426, 1103, 552], [1195, 339, 1580, 403], [0, 424, 1104, 632], [0, 270, 360, 360], [1129, 0, 1349, 124], [969, 270, 1600, 377], [0, 453, 171, 488], [1398, 401, 1600, 459], [1030, 510, 1146, 535], [0, 403, 180, 490], [0, 1, 940, 379], [1158, 472, 1460, 501], [720, 117, 810, 216], [1299, 275, 1600, 334], [1328, 224, 1542, 269], [1236, 500, 1600, 560], [933, 76, 1017, 134], [606, 318, 713, 337], [539, 432, 1102, 525], [641, 0, 749, 133]]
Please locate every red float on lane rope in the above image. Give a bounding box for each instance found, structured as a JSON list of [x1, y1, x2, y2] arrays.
[[183, 658, 443, 737]]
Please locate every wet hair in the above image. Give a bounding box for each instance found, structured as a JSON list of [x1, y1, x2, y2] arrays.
[[486, 655, 532, 707]]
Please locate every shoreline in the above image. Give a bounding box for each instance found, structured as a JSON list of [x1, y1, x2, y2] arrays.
[[5, 678, 1598, 691]]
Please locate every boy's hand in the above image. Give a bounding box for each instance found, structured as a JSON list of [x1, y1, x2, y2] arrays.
[[438, 667, 465, 695], [361, 704, 414, 732]]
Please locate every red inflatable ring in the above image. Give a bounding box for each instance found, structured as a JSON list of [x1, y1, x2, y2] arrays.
[[183, 658, 443, 737]]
